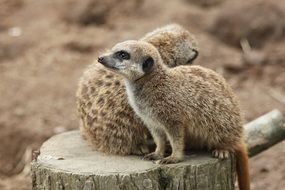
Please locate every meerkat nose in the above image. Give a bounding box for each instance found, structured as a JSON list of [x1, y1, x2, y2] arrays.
[[98, 56, 105, 64]]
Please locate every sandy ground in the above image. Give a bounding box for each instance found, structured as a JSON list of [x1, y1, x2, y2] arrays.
[[0, 0, 284, 189]]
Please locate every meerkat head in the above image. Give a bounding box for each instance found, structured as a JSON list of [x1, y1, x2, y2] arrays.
[[141, 24, 199, 67], [98, 40, 161, 81]]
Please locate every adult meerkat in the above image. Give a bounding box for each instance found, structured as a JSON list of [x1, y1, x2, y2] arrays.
[[77, 24, 198, 155], [98, 40, 250, 190]]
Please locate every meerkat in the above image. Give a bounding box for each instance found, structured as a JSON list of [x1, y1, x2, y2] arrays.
[[98, 40, 250, 190], [77, 24, 198, 155]]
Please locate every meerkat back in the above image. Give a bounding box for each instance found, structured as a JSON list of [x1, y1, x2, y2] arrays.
[[76, 24, 199, 155]]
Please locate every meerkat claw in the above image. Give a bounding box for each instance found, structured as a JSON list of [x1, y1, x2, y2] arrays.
[[156, 156, 182, 164], [143, 152, 163, 161], [212, 149, 230, 159]]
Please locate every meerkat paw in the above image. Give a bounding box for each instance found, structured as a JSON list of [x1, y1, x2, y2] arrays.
[[156, 156, 182, 164], [143, 152, 163, 161], [140, 145, 150, 155], [132, 145, 150, 156], [212, 149, 230, 159]]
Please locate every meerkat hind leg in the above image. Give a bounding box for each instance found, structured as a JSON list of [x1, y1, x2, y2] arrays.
[[212, 149, 230, 159], [143, 127, 166, 161]]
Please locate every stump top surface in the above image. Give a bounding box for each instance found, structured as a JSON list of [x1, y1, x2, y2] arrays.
[[37, 130, 219, 175]]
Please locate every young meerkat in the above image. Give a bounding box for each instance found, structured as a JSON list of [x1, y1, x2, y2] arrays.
[[98, 40, 250, 190], [77, 24, 198, 155]]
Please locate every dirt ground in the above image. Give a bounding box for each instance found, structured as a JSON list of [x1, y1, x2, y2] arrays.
[[0, 0, 284, 189]]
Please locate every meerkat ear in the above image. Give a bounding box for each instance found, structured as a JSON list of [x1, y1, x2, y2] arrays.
[[142, 57, 154, 73], [187, 49, 199, 64]]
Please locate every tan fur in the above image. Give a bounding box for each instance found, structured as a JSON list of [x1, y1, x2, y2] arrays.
[[99, 40, 250, 190], [76, 24, 198, 155]]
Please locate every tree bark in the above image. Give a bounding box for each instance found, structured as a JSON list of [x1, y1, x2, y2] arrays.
[[31, 109, 285, 190], [244, 109, 285, 156]]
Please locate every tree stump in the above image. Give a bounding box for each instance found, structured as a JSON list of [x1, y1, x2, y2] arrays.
[[31, 131, 235, 190]]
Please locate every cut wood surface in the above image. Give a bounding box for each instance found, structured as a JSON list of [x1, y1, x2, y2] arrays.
[[32, 109, 285, 190]]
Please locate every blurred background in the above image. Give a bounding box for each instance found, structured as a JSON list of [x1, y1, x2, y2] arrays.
[[0, 0, 284, 189]]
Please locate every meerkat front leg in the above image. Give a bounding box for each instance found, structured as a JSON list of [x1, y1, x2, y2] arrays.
[[144, 127, 167, 161], [157, 124, 185, 164]]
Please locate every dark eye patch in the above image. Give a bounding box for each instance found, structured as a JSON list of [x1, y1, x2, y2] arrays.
[[142, 57, 154, 73], [115, 50, 130, 60]]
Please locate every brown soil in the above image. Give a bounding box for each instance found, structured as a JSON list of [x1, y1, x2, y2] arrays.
[[0, 0, 284, 189]]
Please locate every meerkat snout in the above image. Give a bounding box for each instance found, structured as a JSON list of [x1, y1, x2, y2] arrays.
[[99, 40, 160, 81], [97, 56, 105, 64], [98, 54, 118, 70], [187, 49, 198, 64]]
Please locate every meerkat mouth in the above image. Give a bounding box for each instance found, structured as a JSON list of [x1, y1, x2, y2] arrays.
[[104, 65, 119, 71]]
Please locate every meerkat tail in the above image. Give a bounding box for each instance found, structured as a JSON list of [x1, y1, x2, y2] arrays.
[[235, 143, 250, 190]]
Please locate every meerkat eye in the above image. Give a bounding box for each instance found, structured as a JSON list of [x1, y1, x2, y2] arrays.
[[116, 51, 130, 60], [142, 57, 154, 73]]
